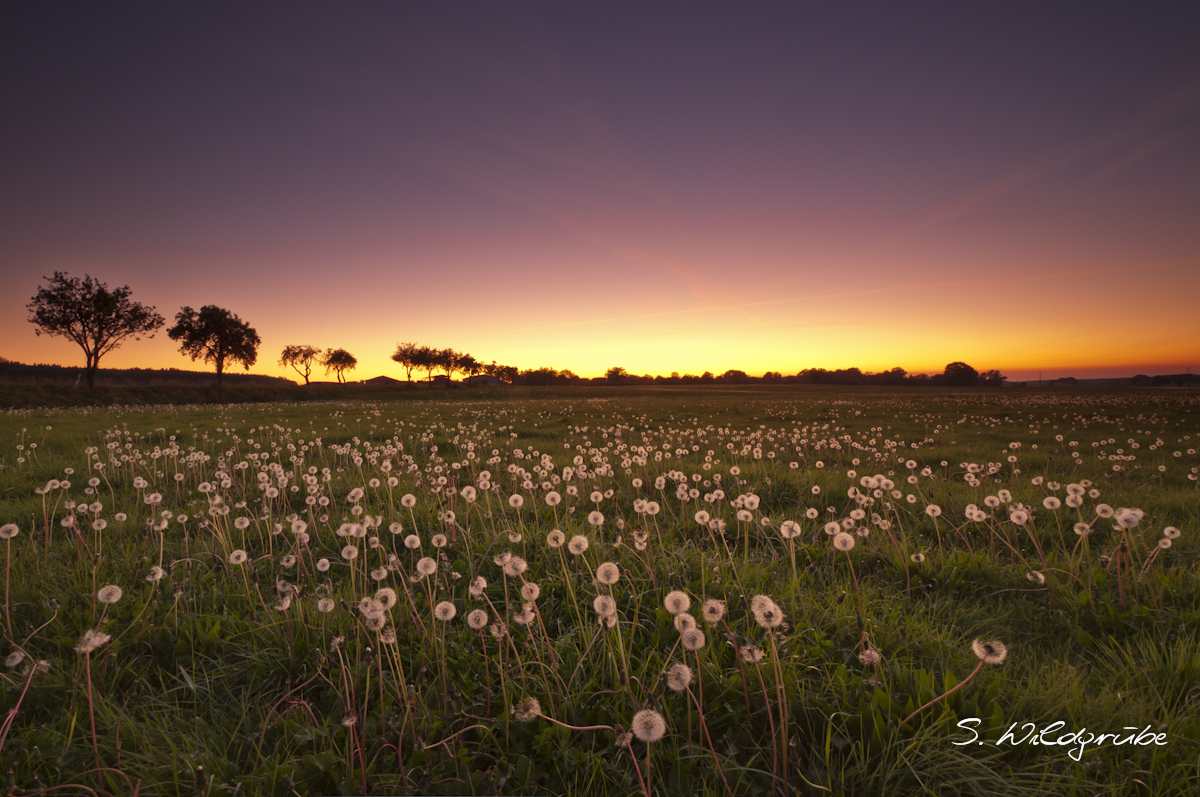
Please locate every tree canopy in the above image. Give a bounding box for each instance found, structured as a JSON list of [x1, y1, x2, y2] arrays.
[[391, 342, 421, 381], [167, 305, 260, 388], [279, 344, 322, 385], [943, 362, 980, 387], [322, 348, 358, 383], [26, 271, 164, 388]]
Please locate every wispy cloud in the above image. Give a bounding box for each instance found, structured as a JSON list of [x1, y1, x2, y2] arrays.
[[901, 80, 1200, 235]]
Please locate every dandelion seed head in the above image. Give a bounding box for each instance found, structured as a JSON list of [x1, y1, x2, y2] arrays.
[[680, 628, 706, 651], [971, 639, 1008, 665], [466, 608, 489, 630], [595, 562, 620, 585], [75, 629, 111, 655], [741, 644, 766, 663], [751, 595, 784, 629], [593, 595, 617, 617], [664, 590, 691, 615], [375, 587, 398, 609], [666, 663, 693, 692], [97, 584, 123, 604], [631, 709, 666, 743], [434, 601, 457, 622], [512, 697, 541, 722], [702, 598, 725, 624]]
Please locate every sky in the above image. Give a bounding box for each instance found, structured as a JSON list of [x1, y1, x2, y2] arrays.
[[2, 2, 1199, 382]]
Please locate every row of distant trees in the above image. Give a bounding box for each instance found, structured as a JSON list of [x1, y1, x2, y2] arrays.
[[26, 272, 1009, 389], [389, 343, 530, 384], [596, 362, 1005, 386], [279, 345, 358, 384], [25, 272, 367, 389]]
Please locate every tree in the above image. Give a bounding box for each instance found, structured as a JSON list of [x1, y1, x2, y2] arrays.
[[942, 361, 980, 387], [605, 366, 629, 384], [438, 348, 460, 379], [484, 362, 518, 384], [391, 342, 420, 381], [322, 348, 358, 383], [458, 353, 481, 383], [719, 369, 750, 384], [522, 367, 559, 386], [979, 369, 1008, 387], [413, 345, 439, 381], [279, 344, 322, 385], [167, 305, 260, 388], [27, 271, 165, 389]]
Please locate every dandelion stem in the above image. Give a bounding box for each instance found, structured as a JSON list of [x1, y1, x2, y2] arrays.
[[899, 658, 984, 727], [687, 686, 734, 797], [85, 651, 102, 779]]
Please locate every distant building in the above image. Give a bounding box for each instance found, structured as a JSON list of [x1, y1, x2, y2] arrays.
[[359, 375, 405, 387], [430, 374, 452, 386]]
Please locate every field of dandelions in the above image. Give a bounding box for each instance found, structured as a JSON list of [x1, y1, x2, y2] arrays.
[[1, 386, 1197, 796]]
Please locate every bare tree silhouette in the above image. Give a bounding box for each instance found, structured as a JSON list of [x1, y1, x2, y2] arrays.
[[322, 348, 358, 383], [391, 341, 421, 381], [279, 344, 322, 385]]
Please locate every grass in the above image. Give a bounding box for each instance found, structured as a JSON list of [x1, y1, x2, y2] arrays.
[[0, 384, 1197, 795]]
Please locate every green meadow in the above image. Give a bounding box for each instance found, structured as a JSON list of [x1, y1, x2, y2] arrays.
[[0, 386, 1197, 796]]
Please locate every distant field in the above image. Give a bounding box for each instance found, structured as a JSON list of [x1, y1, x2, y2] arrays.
[[0, 386, 1197, 795]]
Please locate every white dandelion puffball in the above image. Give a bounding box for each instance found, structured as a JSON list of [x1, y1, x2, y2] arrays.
[[631, 709, 666, 743]]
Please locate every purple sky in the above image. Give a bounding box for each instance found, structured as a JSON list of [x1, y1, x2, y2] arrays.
[[3, 2, 1199, 381]]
